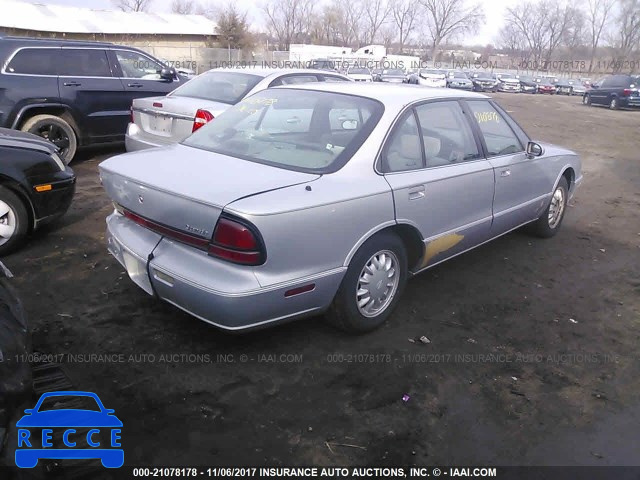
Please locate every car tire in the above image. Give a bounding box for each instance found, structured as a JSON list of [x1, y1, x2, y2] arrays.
[[528, 177, 569, 238], [609, 97, 619, 110], [583, 94, 591, 105], [21, 114, 77, 164], [327, 231, 408, 333], [0, 186, 29, 256]]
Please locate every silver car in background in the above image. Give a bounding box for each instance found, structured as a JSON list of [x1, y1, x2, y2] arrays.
[[101, 83, 581, 333], [125, 68, 350, 151]]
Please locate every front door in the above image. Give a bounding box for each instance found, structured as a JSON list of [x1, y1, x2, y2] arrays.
[[465, 100, 550, 234]]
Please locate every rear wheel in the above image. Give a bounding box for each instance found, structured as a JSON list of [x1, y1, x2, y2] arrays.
[[327, 232, 407, 333], [528, 177, 569, 238], [583, 94, 591, 105], [609, 97, 619, 110], [0, 186, 29, 256], [21, 114, 77, 164]]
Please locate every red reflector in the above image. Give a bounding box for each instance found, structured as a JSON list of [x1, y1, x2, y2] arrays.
[[122, 209, 209, 249], [192, 109, 214, 132], [284, 284, 315, 297], [153, 102, 163, 107], [207, 245, 262, 265], [213, 218, 257, 250]]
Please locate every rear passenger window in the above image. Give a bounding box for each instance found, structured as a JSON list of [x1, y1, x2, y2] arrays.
[[383, 112, 423, 172], [322, 76, 349, 82], [468, 101, 523, 156], [5, 48, 59, 75], [415, 101, 480, 166], [59, 49, 111, 77]]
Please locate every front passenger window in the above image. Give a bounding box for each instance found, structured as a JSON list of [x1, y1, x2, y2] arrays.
[[115, 51, 163, 80], [383, 113, 423, 172], [468, 102, 523, 156]]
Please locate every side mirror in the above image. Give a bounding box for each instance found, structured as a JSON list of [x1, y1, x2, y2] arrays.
[[160, 67, 176, 80], [105, 409, 115, 414], [526, 141, 543, 157], [24, 409, 33, 414]]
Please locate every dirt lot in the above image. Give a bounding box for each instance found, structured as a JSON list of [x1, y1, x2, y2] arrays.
[[4, 93, 640, 467]]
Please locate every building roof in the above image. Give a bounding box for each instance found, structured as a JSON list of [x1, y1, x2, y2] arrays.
[[0, 1, 217, 36]]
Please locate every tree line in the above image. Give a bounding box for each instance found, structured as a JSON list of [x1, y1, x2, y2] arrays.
[[113, 0, 640, 73]]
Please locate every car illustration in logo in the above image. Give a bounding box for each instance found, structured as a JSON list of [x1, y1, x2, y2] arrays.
[[15, 391, 123, 468]]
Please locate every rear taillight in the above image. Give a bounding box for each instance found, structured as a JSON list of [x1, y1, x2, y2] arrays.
[[622, 88, 634, 96], [192, 109, 214, 132], [208, 216, 265, 266]]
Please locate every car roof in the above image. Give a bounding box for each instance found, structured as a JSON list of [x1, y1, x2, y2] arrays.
[[206, 67, 346, 78], [0, 36, 113, 48], [274, 82, 488, 106]]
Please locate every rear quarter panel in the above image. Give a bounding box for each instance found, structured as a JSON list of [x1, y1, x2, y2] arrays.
[[226, 173, 395, 288]]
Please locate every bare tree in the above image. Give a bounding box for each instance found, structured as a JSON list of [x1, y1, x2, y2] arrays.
[[331, 0, 365, 48], [263, 0, 315, 50], [360, 0, 392, 45], [391, 0, 419, 53], [609, 0, 640, 72], [418, 0, 484, 60], [171, 0, 194, 15], [543, 2, 573, 64], [113, 0, 152, 12], [586, 0, 615, 72]]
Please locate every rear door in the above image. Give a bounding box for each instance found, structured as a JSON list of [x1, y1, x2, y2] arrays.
[[58, 48, 126, 140], [382, 100, 495, 270], [466, 100, 549, 234]]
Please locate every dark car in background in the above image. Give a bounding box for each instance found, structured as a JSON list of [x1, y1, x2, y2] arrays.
[[0, 36, 185, 163], [583, 74, 640, 109], [472, 73, 499, 92], [0, 128, 75, 255], [556, 79, 587, 96], [518, 76, 538, 93]]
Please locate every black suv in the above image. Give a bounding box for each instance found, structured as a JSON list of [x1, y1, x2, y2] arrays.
[[0, 36, 186, 163], [583, 74, 640, 110]]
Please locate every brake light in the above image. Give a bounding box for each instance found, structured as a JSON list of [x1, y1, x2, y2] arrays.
[[208, 216, 265, 266], [622, 88, 634, 96], [192, 109, 214, 132]]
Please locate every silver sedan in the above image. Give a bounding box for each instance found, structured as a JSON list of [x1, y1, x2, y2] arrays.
[[101, 83, 582, 333], [125, 68, 351, 152]]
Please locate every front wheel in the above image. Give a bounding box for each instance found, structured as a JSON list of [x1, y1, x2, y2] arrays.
[[327, 232, 407, 333], [583, 94, 591, 105], [0, 186, 29, 256], [528, 177, 569, 238]]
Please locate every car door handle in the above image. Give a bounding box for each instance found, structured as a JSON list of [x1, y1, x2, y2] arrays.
[[127, 83, 144, 88], [408, 185, 426, 200], [500, 169, 511, 177], [63, 81, 81, 87]]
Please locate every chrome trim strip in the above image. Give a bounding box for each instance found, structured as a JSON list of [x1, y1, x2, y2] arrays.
[[151, 259, 347, 298], [422, 215, 493, 243], [493, 193, 550, 218], [133, 107, 193, 121]]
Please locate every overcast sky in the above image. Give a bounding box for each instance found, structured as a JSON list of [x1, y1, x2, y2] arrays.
[[13, 0, 509, 46]]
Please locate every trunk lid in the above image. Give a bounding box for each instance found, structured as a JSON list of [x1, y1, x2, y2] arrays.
[[132, 95, 232, 144], [99, 144, 320, 238]]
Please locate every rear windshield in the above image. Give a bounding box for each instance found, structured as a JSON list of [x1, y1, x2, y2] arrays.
[[169, 71, 262, 104], [183, 89, 384, 174], [349, 68, 370, 74], [383, 69, 405, 75]]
